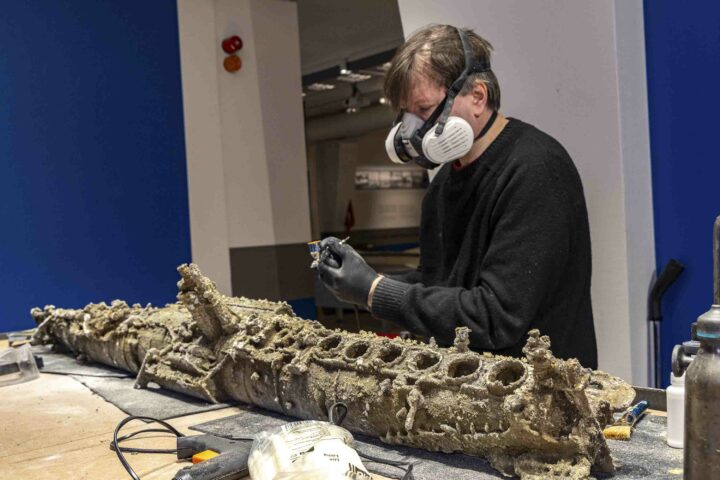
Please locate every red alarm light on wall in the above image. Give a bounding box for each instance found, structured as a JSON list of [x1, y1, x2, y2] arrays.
[[222, 36, 243, 54]]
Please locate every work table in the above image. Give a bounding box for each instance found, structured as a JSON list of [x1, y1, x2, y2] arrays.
[[0, 370, 683, 479]]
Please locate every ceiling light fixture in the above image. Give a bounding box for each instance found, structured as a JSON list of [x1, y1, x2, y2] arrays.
[[306, 82, 336, 92], [336, 72, 372, 83]]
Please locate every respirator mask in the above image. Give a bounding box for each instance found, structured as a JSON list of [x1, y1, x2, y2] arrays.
[[384, 28, 497, 169]]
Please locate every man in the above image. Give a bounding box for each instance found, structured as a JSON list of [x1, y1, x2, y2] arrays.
[[317, 24, 597, 369]]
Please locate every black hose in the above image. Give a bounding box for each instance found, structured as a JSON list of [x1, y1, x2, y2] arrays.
[[648, 259, 685, 322]]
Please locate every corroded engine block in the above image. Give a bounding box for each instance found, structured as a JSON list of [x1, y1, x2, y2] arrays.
[[32, 263, 634, 479]]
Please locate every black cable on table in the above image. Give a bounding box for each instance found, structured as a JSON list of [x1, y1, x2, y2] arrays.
[[111, 415, 185, 480], [110, 428, 180, 454], [329, 401, 348, 426]]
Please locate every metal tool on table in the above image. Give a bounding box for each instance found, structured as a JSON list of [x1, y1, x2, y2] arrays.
[[647, 258, 684, 388], [173, 433, 253, 480], [684, 215, 720, 479]]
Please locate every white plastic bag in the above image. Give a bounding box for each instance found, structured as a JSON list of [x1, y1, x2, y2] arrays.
[[248, 420, 371, 480], [0, 344, 39, 387]]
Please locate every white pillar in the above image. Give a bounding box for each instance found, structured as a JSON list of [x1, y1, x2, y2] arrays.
[[397, 0, 654, 384], [177, 0, 311, 294], [177, 0, 232, 294]]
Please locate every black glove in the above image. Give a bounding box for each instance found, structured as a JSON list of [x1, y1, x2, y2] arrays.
[[317, 237, 379, 306]]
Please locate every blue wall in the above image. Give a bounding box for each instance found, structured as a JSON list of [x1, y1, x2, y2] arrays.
[[0, 1, 191, 332], [644, 2, 720, 386]]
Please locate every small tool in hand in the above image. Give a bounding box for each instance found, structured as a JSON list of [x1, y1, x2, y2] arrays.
[[603, 400, 648, 440], [308, 241, 321, 268], [309, 237, 349, 269]]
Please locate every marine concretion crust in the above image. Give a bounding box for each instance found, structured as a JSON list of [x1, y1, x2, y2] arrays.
[[32, 263, 634, 480]]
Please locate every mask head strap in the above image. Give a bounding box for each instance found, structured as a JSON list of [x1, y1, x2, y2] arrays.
[[438, 29, 491, 131]]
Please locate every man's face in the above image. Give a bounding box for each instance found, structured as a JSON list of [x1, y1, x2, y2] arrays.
[[401, 73, 447, 122], [401, 72, 486, 135]]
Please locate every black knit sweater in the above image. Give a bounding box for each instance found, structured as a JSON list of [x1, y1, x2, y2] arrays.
[[371, 118, 598, 368]]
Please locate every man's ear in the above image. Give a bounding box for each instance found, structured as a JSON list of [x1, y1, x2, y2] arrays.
[[471, 80, 488, 112]]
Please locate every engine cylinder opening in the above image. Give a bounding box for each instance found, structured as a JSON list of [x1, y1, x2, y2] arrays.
[[318, 335, 341, 351], [345, 341, 370, 359], [379, 344, 403, 363], [447, 357, 480, 378], [486, 359, 527, 396], [495, 360, 525, 385], [414, 351, 441, 370]]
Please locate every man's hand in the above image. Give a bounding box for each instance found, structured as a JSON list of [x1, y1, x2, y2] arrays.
[[317, 237, 379, 306]]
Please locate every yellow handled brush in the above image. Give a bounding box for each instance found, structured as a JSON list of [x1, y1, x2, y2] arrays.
[[603, 400, 649, 440]]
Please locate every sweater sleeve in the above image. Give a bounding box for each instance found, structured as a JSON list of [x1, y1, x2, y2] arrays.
[[370, 155, 574, 349], [386, 267, 422, 285]]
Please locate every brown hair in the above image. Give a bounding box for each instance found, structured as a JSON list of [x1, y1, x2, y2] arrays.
[[384, 24, 500, 111]]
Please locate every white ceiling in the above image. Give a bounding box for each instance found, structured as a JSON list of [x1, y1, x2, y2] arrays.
[[295, 0, 404, 75]]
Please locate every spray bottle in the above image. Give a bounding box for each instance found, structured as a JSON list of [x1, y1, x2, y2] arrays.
[[684, 216, 720, 478]]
